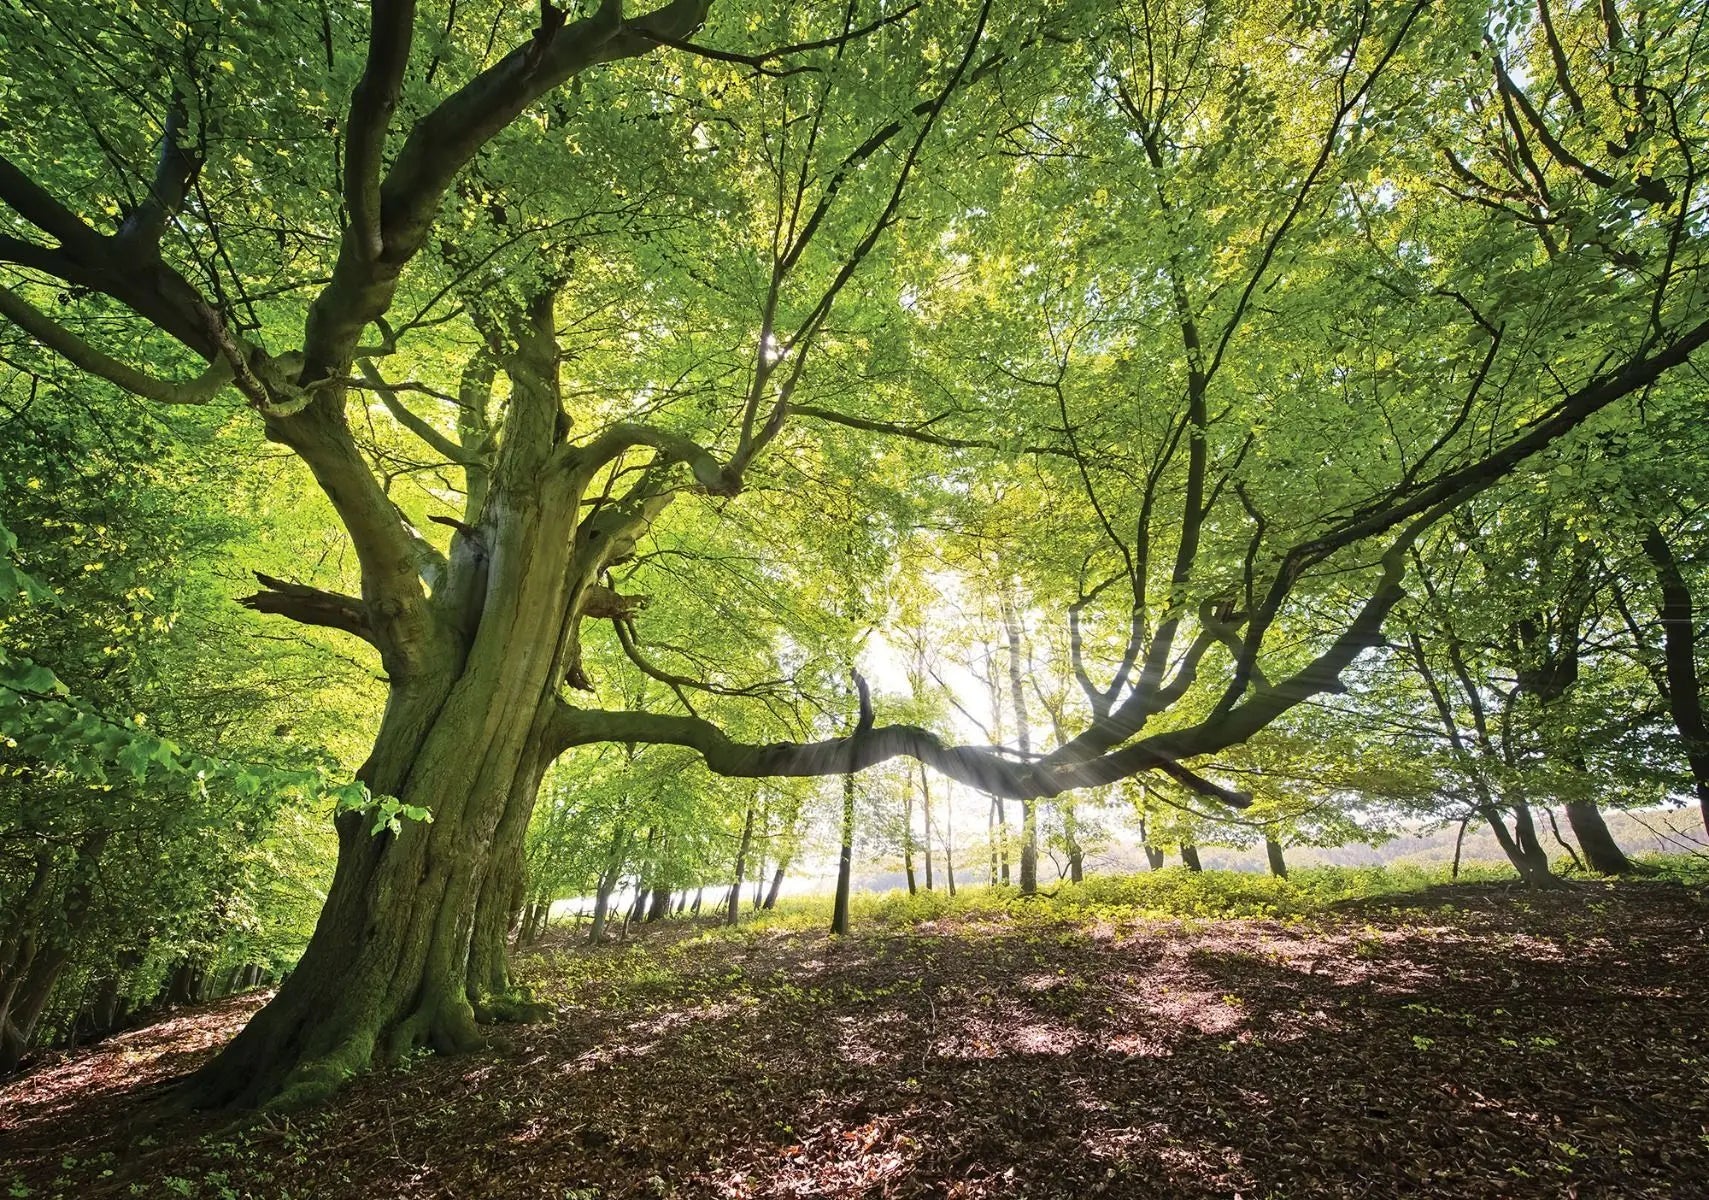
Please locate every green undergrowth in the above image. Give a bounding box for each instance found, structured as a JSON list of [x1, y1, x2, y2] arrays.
[[704, 854, 1709, 937], [519, 856, 1709, 1002], [738, 863, 1510, 932]]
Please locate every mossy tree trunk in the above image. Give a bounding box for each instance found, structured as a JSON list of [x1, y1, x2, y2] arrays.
[[188, 289, 671, 1109]]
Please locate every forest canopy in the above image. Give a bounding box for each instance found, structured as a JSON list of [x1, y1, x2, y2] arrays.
[[1, 0, 1706, 1111]]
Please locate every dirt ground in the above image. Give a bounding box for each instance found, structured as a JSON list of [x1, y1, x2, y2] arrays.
[[3, 881, 1708, 1198]]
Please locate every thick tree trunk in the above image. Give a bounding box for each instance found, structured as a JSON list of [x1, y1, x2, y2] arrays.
[[163, 960, 206, 1007], [1180, 844, 1202, 872], [0, 945, 70, 1072], [188, 470, 589, 1109], [1641, 525, 1709, 836], [630, 827, 658, 924], [0, 829, 108, 1071], [831, 773, 856, 936], [647, 880, 674, 923], [1563, 801, 1632, 875], [1137, 813, 1164, 871], [1265, 838, 1287, 879]]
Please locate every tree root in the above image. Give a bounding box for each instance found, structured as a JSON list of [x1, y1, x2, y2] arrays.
[[262, 1032, 376, 1113], [471, 988, 553, 1025]]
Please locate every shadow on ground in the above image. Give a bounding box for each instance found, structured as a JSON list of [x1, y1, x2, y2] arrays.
[[3, 881, 1706, 1198]]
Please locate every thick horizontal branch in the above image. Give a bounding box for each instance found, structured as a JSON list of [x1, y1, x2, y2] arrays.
[[551, 702, 1250, 806]]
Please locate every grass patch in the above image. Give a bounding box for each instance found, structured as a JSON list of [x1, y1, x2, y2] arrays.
[[732, 854, 1708, 935]]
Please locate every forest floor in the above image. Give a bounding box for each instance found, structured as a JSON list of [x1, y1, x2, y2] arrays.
[[3, 876, 1708, 1199]]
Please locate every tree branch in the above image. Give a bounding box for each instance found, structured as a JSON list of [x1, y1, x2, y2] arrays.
[[570, 422, 737, 494], [0, 285, 232, 404], [789, 403, 1077, 458], [345, 1, 418, 262], [238, 572, 375, 644]]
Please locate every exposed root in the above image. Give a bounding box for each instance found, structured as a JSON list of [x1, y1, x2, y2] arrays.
[[262, 1031, 376, 1113], [383, 993, 486, 1065]]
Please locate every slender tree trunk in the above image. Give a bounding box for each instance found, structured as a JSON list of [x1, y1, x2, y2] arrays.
[[727, 796, 755, 927], [763, 865, 787, 910], [903, 770, 918, 895], [1545, 807, 1586, 872], [589, 826, 630, 945], [831, 773, 856, 936], [1451, 814, 1471, 879], [691, 887, 703, 917], [942, 778, 956, 897], [1001, 592, 1038, 894], [1180, 844, 1202, 872], [1265, 838, 1287, 879], [1481, 799, 1556, 887], [920, 765, 935, 891], [1064, 797, 1084, 884]]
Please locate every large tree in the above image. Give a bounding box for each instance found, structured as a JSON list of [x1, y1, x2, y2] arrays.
[[2, 0, 1705, 1107]]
